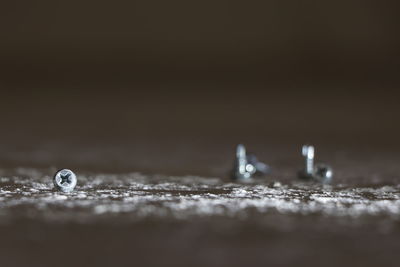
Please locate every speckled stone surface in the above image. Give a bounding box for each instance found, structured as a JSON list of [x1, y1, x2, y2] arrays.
[[0, 166, 399, 267]]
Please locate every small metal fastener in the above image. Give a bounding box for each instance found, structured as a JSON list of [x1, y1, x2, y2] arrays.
[[298, 145, 333, 183], [232, 144, 270, 180], [53, 169, 77, 192]]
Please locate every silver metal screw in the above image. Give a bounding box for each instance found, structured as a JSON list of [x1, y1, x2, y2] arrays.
[[232, 144, 270, 180], [299, 145, 333, 182], [302, 145, 314, 176], [53, 169, 77, 192]]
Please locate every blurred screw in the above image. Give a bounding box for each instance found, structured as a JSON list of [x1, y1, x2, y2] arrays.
[[302, 145, 314, 176], [232, 144, 270, 180], [54, 169, 77, 192], [298, 145, 333, 183]]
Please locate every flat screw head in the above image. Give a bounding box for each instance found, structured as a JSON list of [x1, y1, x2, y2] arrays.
[[314, 164, 333, 183], [54, 169, 77, 192]]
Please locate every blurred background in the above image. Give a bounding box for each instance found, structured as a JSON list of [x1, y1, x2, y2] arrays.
[[0, 0, 399, 178]]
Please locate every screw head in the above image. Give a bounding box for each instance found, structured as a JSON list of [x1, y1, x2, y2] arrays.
[[298, 164, 333, 182], [314, 164, 333, 183], [54, 169, 77, 192]]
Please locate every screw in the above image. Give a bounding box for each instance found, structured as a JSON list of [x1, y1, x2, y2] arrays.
[[232, 144, 270, 180], [298, 145, 333, 183], [302, 145, 314, 176], [54, 169, 77, 192]]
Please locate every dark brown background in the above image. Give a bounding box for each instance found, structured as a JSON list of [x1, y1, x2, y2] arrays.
[[0, 0, 399, 177]]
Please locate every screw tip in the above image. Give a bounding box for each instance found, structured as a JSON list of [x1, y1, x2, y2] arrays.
[[236, 144, 246, 158], [302, 145, 314, 158]]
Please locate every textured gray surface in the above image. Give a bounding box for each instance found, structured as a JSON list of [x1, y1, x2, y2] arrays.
[[1, 168, 400, 222], [0, 167, 399, 267]]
